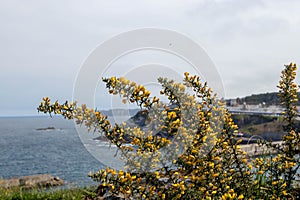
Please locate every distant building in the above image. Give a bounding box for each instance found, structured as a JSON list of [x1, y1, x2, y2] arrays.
[[226, 99, 237, 107]]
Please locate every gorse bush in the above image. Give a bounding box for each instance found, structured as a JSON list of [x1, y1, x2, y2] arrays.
[[38, 63, 300, 199], [252, 63, 300, 198]]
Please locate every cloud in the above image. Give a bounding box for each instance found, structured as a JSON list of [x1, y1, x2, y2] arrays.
[[0, 0, 300, 115]]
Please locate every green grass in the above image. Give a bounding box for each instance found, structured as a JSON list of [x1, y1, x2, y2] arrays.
[[239, 120, 285, 135], [0, 186, 97, 200]]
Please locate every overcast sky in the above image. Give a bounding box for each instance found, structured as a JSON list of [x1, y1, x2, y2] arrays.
[[1, 0, 300, 116]]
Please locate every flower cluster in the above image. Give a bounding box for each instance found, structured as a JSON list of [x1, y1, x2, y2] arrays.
[[251, 62, 300, 198], [38, 63, 300, 199]]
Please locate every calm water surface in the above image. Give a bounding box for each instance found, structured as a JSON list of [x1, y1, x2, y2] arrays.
[[0, 116, 110, 186]]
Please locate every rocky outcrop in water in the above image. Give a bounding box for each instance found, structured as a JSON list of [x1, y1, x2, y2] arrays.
[[36, 127, 55, 131], [0, 174, 64, 188]]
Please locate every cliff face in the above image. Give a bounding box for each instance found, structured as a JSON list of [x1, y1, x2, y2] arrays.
[[128, 112, 300, 141], [125, 110, 172, 139], [95, 109, 299, 143], [126, 110, 148, 127], [93, 110, 154, 143], [232, 114, 300, 141]]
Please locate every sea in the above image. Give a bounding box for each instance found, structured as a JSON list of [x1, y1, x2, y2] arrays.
[[2, 115, 298, 188], [0, 116, 127, 187]]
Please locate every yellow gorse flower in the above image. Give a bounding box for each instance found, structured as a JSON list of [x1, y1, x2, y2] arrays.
[[37, 65, 300, 199]]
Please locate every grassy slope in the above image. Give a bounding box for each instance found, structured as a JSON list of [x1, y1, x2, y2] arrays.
[[238, 120, 285, 135], [0, 186, 96, 200], [232, 114, 300, 139]]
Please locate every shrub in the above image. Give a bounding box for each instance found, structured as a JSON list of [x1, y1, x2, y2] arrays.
[[252, 62, 300, 198], [38, 63, 300, 199]]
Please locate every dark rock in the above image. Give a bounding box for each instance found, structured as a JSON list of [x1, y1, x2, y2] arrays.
[[36, 127, 55, 131], [125, 110, 149, 128], [93, 135, 109, 141], [0, 174, 64, 189]]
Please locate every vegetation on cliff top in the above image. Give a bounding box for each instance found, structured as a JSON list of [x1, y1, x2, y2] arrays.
[[229, 92, 300, 106]]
